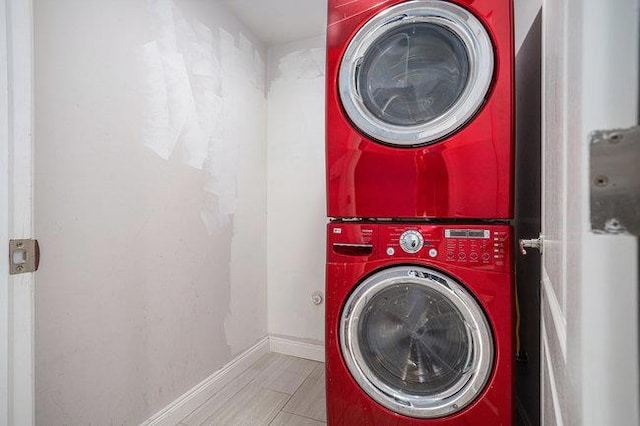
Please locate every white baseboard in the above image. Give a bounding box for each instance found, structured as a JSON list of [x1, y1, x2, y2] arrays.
[[140, 335, 325, 425], [141, 336, 270, 426], [269, 336, 325, 362]]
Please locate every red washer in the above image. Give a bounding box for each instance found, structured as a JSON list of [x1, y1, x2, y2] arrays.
[[326, 222, 513, 425], [326, 0, 514, 219]]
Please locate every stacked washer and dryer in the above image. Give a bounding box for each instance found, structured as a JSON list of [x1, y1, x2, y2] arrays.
[[324, 1, 514, 425]]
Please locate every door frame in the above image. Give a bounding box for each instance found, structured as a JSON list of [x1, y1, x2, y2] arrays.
[[1, 0, 35, 424], [576, 0, 639, 423], [539, 0, 640, 424]]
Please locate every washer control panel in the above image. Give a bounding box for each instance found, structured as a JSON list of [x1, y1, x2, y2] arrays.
[[328, 223, 512, 272], [378, 224, 511, 272], [399, 230, 424, 253], [443, 228, 508, 268]]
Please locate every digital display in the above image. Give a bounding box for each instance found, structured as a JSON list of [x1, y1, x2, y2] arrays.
[[445, 229, 490, 239], [447, 230, 468, 237], [468, 230, 488, 238]]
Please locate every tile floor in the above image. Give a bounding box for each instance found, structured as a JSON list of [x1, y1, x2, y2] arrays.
[[178, 352, 327, 426]]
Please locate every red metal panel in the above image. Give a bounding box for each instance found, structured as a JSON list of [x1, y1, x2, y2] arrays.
[[325, 0, 514, 219], [325, 223, 514, 425]]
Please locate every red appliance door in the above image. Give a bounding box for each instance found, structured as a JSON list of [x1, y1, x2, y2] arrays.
[[338, 0, 493, 146], [340, 265, 493, 418]]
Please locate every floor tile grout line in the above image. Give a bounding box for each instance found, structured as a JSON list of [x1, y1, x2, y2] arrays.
[[262, 389, 293, 426], [280, 363, 326, 421], [194, 377, 280, 426], [270, 385, 298, 425], [268, 411, 328, 426], [282, 362, 318, 399], [257, 358, 317, 397], [179, 390, 219, 423], [185, 378, 250, 425], [198, 379, 292, 426], [185, 354, 276, 425], [281, 407, 327, 423], [266, 413, 277, 425], [266, 358, 316, 426], [195, 368, 294, 426], [182, 353, 324, 426], [277, 357, 322, 423]]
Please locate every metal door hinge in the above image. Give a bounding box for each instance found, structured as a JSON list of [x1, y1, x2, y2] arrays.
[[519, 235, 543, 255], [9, 239, 40, 274], [590, 126, 640, 236]]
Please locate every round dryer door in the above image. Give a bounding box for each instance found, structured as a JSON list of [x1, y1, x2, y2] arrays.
[[340, 265, 494, 418], [339, 0, 494, 146]]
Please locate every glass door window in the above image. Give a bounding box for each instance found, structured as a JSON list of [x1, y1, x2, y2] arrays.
[[339, 0, 493, 146], [358, 23, 470, 127], [340, 266, 494, 418]]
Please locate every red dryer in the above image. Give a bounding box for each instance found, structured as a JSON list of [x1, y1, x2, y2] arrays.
[[326, 0, 514, 219], [325, 222, 513, 425]]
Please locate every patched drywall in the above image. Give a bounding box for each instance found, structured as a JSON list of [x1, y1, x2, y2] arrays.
[[140, 0, 266, 230], [34, 0, 266, 424], [266, 35, 326, 345], [139, 0, 268, 355]]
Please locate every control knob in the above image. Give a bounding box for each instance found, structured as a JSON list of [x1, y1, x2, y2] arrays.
[[399, 230, 424, 254]]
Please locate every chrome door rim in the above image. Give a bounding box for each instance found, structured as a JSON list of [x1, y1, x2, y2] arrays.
[[339, 265, 494, 418], [338, 0, 494, 146]]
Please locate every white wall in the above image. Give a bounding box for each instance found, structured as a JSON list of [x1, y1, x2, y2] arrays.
[[266, 35, 326, 345], [33, 0, 267, 424], [514, 0, 542, 53]]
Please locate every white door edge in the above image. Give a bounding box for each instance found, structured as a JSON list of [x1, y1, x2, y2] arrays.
[[579, 1, 639, 424], [1, 0, 35, 425], [541, 0, 640, 424], [1, 1, 10, 421]]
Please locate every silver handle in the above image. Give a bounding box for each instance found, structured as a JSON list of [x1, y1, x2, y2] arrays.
[[519, 236, 543, 255]]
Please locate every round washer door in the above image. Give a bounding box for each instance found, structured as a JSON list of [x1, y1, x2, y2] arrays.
[[339, 0, 494, 146], [340, 265, 493, 418]]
